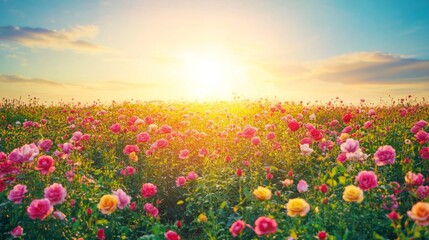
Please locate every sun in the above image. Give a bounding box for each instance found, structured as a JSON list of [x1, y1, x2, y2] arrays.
[[178, 48, 248, 100]]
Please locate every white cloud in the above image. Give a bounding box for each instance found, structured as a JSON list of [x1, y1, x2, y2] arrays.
[[0, 25, 106, 52]]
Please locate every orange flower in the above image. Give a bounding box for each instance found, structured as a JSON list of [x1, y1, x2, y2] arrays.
[[97, 194, 118, 214], [129, 152, 138, 162], [198, 213, 207, 223], [407, 202, 429, 227]]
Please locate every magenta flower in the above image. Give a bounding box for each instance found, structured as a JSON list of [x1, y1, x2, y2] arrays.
[[141, 183, 157, 198], [297, 180, 308, 193], [254, 216, 277, 236], [112, 189, 131, 209], [374, 145, 396, 166], [44, 183, 67, 205], [356, 171, 378, 191], [8, 184, 27, 204]]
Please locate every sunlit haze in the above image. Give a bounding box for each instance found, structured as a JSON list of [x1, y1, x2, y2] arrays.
[[1, 0, 429, 104]]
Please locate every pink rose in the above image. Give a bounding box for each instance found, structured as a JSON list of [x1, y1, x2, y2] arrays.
[[38, 139, 53, 152], [297, 179, 308, 193], [151, 139, 168, 149], [71, 131, 83, 142], [356, 171, 378, 191], [141, 183, 157, 198], [120, 166, 136, 176], [416, 186, 429, 199], [176, 176, 186, 187], [20, 143, 39, 162], [110, 123, 121, 134], [123, 145, 139, 155], [254, 216, 277, 236], [239, 125, 257, 138], [60, 142, 73, 154], [44, 183, 67, 205], [144, 203, 159, 217], [405, 171, 425, 186], [137, 132, 151, 143], [8, 184, 27, 204], [35, 156, 55, 174], [266, 132, 276, 140], [342, 126, 352, 134], [337, 152, 347, 163], [112, 189, 131, 209], [340, 138, 360, 154], [159, 125, 172, 134], [186, 171, 198, 181], [415, 131, 429, 144], [27, 198, 53, 220], [420, 147, 429, 160], [251, 137, 261, 145], [415, 120, 427, 128], [374, 145, 396, 166], [179, 149, 189, 159], [52, 210, 66, 220], [364, 121, 373, 129], [198, 147, 209, 157], [10, 226, 23, 237], [9, 143, 39, 163], [229, 220, 245, 237]]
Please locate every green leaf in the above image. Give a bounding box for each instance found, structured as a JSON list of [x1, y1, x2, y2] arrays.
[[270, 166, 279, 171], [243, 187, 251, 197], [220, 201, 227, 209], [137, 234, 156, 240], [96, 219, 109, 226], [372, 232, 386, 240]]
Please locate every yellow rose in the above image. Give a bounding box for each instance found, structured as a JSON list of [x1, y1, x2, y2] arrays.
[[129, 151, 138, 162], [407, 202, 429, 227], [253, 186, 272, 201], [342, 185, 364, 203], [285, 198, 310, 217], [97, 194, 118, 214]]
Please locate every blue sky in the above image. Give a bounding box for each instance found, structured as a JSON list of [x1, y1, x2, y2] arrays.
[[1, 0, 429, 103]]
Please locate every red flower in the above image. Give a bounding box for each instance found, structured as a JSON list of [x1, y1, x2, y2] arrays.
[[342, 112, 352, 124], [288, 120, 300, 132], [320, 184, 328, 194], [97, 228, 105, 240], [317, 231, 327, 240], [165, 230, 180, 240]]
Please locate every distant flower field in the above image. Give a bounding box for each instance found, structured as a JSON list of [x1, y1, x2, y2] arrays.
[[0, 96, 428, 239]]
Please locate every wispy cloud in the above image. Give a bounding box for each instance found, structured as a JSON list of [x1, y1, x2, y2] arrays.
[[309, 52, 429, 84], [0, 25, 106, 52], [0, 74, 62, 86]]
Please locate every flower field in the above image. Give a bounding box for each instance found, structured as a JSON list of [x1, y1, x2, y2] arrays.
[[0, 97, 428, 239]]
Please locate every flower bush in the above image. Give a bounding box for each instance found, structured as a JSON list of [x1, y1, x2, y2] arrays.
[[0, 96, 428, 239]]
